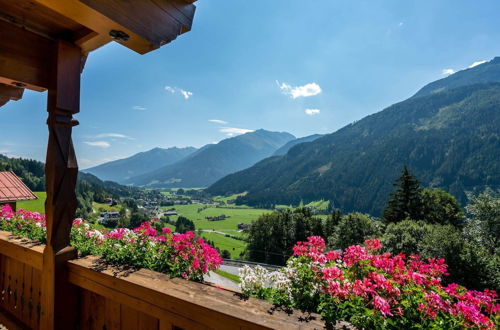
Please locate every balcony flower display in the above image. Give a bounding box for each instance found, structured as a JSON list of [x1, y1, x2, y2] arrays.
[[240, 236, 500, 329], [0, 205, 222, 282]]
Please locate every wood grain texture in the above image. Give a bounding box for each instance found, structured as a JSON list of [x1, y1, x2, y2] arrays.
[[69, 256, 324, 329], [0, 20, 52, 91], [40, 39, 81, 330], [0, 253, 42, 329], [0, 231, 44, 270]]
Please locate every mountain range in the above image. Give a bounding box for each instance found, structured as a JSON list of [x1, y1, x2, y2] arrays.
[[207, 58, 500, 215], [123, 129, 295, 188], [273, 134, 323, 156], [84, 147, 197, 183]]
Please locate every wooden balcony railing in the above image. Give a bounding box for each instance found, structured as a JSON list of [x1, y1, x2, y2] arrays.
[[0, 231, 325, 329]]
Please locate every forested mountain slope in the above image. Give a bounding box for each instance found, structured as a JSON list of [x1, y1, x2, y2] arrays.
[[208, 81, 500, 215]]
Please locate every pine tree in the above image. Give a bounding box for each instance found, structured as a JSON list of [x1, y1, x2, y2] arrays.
[[383, 165, 422, 223]]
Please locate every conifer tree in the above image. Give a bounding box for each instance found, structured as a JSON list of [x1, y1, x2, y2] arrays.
[[383, 165, 422, 223]]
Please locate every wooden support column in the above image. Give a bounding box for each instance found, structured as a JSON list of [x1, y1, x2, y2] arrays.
[[41, 40, 82, 330]]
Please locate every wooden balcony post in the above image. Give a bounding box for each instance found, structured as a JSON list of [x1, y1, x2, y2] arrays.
[[41, 40, 82, 330]]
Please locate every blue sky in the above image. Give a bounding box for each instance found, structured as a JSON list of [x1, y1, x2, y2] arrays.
[[1, 0, 500, 168]]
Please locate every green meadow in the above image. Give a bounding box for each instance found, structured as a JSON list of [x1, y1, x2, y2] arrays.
[[164, 203, 270, 234], [199, 232, 247, 259], [92, 202, 121, 212], [17, 191, 46, 213], [163, 202, 273, 259]]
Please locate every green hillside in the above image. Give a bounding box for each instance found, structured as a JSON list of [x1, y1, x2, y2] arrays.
[[208, 65, 500, 215], [17, 192, 46, 213]]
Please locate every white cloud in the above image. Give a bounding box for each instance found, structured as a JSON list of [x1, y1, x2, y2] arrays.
[[93, 133, 131, 139], [277, 81, 322, 98], [468, 60, 487, 68], [219, 127, 254, 136], [84, 141, 110, 148], [0, 149, 11, 154], [442, 68, 455, 75], [165, 86, 175, 93], [305, 109, 321, 116], [209, 119, 228, 124], [179, 89, 193, 99], [164, 86, 193, 99], [132, 105, 147, 111]]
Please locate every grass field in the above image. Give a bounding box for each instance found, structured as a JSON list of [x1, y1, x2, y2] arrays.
[[164, 203, 270, 234], [93, 202, 121, 212], [17, 192, 46, 213], [215, 269, 240, 283], [163, 203, 273, 259], [213, 192, 247, 204], [200, 232, 247, 259]]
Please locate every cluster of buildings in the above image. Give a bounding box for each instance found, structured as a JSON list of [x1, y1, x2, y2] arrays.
[[205, 215, 228, 221]]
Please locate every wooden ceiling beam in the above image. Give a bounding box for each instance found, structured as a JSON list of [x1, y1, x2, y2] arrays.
[[0, 84, 24, 108], [0, 19, 52, 91], [0, 84, 24, 101], [32, 0, 196, 55]]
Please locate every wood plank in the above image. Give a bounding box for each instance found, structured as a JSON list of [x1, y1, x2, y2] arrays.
[[33, 0, 159, 54], [80, 0, 189, 47], [0, 84, 24, 101], [68, 256, 324, 329], [104, 297, 121, 330], [0, 20, 52, 91], [121, 304, 139, 330], [29, 267, 42, 329], [70, 272, 208, 330], [152, 0, 196, 32], [89, 291, 106, 329], [138, 310, 159, 329], [49, 41, 82, 113], [0, 232, 44, 271], [20, 265, 32, 326], [0, 0, 89, 40], [78, 289, 91, 330], [12, 259, 23, 320]]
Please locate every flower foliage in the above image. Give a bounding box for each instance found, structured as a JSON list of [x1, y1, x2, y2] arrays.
[[240, 235, 500, 329], [0, 205, 221, 282]]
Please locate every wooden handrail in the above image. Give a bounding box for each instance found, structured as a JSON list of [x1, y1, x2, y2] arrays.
[[0, 233, 325, 329], [0, 231, 44, 270], [68, 256, 324, 329]]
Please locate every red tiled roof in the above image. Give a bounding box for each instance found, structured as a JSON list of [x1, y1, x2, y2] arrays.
[[0, 171, 37, 202]]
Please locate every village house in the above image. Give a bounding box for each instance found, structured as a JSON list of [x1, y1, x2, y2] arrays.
[[206, 215, 227, 221], [0, 171, 37, 211], [163, 210, 178, 217], [98, 211, 120, 225]]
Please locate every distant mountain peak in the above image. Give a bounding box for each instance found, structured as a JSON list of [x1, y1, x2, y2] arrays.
[[125, 130, 295, 188], [414, 56, 500, 98], [84, 146, 197, 183]]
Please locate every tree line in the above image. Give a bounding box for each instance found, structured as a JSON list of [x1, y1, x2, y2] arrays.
[[245, 166, 499, 292]]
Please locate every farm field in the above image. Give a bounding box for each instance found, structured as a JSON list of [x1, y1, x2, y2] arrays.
[[17, 191, 46, 213], [93, 202, 120, 212], [163, 203, 271, 234], [164, 203, 272, 259], [200, 231, 247, 259]]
